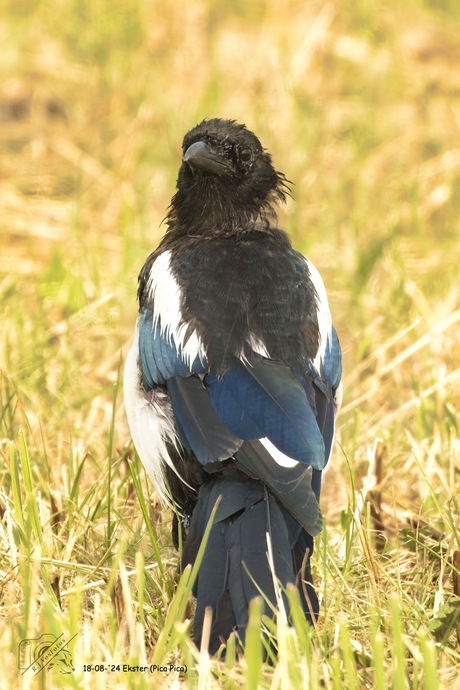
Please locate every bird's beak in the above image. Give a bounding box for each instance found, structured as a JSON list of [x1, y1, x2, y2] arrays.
[[183, 140, 230, 175]]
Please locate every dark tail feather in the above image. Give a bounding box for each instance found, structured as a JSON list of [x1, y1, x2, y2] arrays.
[[182, 470, 318, 655]]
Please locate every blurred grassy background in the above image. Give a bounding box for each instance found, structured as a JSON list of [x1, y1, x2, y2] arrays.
[[1, 0, 460, 687]]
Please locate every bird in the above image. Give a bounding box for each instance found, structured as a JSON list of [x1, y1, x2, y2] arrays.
[[123, 117, 342, 654]]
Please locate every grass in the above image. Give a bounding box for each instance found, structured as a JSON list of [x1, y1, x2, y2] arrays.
[[1, 0, 460, 687]]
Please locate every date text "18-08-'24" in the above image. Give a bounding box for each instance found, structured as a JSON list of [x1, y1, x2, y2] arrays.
[[83, 664, 187, 674]]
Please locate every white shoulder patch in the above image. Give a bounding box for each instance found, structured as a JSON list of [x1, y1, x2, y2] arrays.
[[146, 250, 206, 368], [303, 257, 333, 371]]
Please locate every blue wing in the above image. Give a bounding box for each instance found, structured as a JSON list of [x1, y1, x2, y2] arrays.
[[206, 358, 326, 469], [138, 308, 208, 386], [312, 326, 342, 462], [138, 306, 341, 472]]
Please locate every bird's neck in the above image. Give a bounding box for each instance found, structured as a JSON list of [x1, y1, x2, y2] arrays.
[[165, 186, 278, 239]]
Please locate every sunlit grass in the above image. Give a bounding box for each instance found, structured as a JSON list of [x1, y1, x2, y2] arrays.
[[1, 0, 460, 687]]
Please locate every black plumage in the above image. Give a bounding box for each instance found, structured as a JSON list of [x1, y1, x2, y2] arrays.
[[124, 118, 342, 654]]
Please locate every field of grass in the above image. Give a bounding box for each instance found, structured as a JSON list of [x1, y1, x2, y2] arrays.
[[1, 0, 460, 687]]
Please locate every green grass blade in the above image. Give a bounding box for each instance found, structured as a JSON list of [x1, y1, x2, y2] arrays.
[[127, 456, 165, 576], [339, 621, 359, 690], [390, 596, 407, 690], [244, 597, 264, 690], [371, 628, 387, 690], [18, 429, 44, 550]]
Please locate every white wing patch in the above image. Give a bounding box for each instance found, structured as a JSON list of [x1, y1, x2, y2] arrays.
[[260, 437, 299, 468], [303, 257, 333, 371], [146, 250, 206, 368], [124, 328, 183, 506]]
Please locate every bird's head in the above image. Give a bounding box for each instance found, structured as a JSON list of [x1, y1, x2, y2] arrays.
[[166, 118, 291, 237]]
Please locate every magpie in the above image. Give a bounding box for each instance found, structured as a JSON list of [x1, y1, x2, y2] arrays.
[[124, 118, 342, 654]]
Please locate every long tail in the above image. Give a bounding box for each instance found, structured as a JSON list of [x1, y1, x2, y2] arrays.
[[181, 469, 319, 655]]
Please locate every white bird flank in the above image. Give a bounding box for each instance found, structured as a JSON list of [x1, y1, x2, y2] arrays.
[[303, 257, 333, 371], [124, 329, 191, 506], [146, 250, 206, 368]]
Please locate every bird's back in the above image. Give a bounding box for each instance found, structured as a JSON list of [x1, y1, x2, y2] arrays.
[[140, 226, 321, 375]]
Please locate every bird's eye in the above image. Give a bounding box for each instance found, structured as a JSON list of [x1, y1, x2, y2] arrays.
[[240, 148, 252, 163]]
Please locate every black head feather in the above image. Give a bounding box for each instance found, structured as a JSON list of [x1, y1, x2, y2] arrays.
[[165, 118, 291, 238]]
